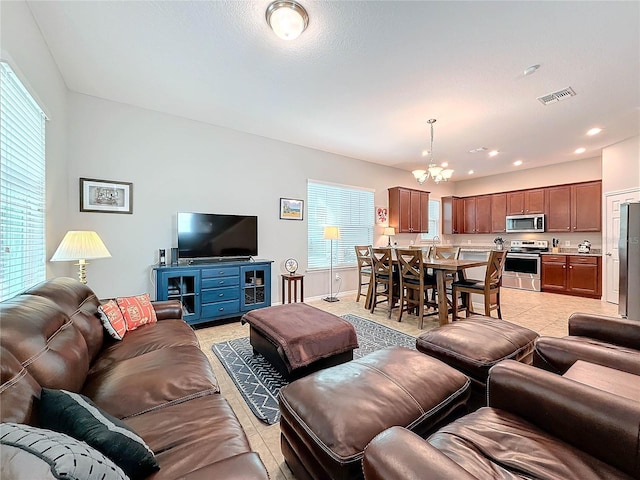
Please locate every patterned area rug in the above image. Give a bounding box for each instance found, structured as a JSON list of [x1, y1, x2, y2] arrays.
[[211, 314, 416, 425]]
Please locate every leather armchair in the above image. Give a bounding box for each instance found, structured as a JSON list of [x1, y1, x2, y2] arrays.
[[363, 360, 640, 479], [533, 312, 640, 375]]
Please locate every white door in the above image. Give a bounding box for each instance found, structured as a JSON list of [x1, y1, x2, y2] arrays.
[[605, 189, 640, 303]]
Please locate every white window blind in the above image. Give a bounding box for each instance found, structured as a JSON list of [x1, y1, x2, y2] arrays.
[[421, 199, 441, 240], [307, 180, 374, 269], [1, 62, 46, 301]]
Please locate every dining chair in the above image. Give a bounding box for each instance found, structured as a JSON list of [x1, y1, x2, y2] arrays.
[[451, 249, 508, 320], [354, 245, 372, 305], [396, 248, 438, 329], [369, 247, 398, 319], [429, 246, 461, 306]]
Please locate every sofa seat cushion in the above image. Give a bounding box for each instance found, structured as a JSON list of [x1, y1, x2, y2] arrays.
[[89, 320, 199, 375], [428, 407, 632, 480], [82, 345, 219, 419], [124, 394, 257, 480]]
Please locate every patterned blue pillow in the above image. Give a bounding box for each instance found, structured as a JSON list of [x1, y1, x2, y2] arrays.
[[37, 388, 159, 480], [0, 422, 128, 480]]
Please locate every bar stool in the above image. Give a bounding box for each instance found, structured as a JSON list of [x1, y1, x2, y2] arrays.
[[354, 245, 372, 305], [369, 247, 397, 319]]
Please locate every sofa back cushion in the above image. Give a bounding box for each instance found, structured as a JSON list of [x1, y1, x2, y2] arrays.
[[0, 347, 41, 424], [25, 277, 104, 361], [0, 295, 89, 392]]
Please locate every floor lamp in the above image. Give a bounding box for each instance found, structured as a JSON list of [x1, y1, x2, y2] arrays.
[[323, 226, 340, 302]]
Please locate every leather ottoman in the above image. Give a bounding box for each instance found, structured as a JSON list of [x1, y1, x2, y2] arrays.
[[278, 346, 470, 480], [242, 303, 358, 380], [416, 315, 539, 408]]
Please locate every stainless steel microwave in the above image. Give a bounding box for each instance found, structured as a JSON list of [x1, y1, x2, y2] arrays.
[[506, 214, 545, 233]]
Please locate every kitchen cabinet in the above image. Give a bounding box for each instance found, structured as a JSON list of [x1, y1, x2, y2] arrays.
[[462, 196, 491, 234], [545, 181, 601, 232], [541, 254, 601, 298], [491, 193, 507, 232], [507, 188, 545, 215], [441, 196, 463, 234], [388, 187, 430, 233]]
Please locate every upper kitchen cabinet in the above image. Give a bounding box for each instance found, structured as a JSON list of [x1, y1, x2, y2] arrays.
[[545, 181, 601, 232], [442, 196, 463, 234], [491, 193, 507, 233], [507, 188, 545, 215], [462, 195, 491, 234], [388, 187, 430, 233]]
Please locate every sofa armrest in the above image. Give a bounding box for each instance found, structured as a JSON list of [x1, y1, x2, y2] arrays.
[[569, 313, 640, 350], [151, 300, 183, 320], [177, 452, 269, 480], [362, 426, 477, 480], [488, 360, 640, 478]]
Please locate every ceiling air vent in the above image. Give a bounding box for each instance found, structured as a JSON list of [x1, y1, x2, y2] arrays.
[[537, 87, 576, 105]]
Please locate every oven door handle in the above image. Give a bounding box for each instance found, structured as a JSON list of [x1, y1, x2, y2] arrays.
[[506, 254, 540, 259]]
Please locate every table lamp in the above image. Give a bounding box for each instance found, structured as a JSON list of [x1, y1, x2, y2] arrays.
[[323, 226, 340, 302], [384, 227, 396, 247], [50, 231, 111, 284]]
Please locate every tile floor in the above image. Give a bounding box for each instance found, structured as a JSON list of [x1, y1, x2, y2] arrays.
[[194, 288, 618, 479]]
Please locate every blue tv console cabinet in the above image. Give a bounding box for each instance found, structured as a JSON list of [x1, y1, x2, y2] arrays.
[[154, 259, 273, 326]]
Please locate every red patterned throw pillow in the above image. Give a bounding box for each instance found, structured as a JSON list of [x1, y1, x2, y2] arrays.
[[116, 294, 158, 332], [97, 300, 127, 340]]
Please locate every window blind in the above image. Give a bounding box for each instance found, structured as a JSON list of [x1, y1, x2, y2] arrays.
[[421, 199, 441, 240], [0, 62, 46, 301], [307, 180, 374, 269]]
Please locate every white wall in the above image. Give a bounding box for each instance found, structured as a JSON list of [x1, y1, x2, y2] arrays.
[[1, 0, 70, 279], [602, 136, 640, 194], [65, 93, 454, 300]]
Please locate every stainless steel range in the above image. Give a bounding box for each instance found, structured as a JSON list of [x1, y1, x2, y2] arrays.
[[502, 240, 549, 292]]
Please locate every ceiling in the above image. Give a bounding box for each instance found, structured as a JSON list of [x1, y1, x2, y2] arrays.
[[27, 1, 640, 180]]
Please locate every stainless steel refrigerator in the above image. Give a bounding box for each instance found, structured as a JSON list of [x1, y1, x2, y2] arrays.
[[619, 202, 640, 319]]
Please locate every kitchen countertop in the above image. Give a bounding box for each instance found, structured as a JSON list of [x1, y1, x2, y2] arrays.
[[541, 251, 602, 256]]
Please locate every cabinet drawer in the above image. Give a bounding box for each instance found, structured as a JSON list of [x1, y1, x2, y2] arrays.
[[202, 276, 240, 288], [202, 287, 239, 303], [202, 300, 240, 319], [569, 255, 598, 265], [201, 266, 240, 278], [542, 255, 566, 263]]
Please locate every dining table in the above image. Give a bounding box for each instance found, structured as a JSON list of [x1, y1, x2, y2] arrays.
[[422, 258, 488, 326]]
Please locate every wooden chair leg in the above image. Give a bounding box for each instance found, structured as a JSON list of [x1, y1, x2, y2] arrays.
[[397, 286, 405, 323], [484, 293, 491, 316], [496, 290, 502, 319], [451, 286, 458, 321]]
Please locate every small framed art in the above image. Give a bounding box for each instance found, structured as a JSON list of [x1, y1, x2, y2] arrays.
[[80, 177, 133, 214], [279, 198, 304, 220]]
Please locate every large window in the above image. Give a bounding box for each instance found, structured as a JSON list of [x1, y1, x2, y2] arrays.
[[307, 180, 374, 269], [0, 62, 46, 301], [421, 199, 441, 241]]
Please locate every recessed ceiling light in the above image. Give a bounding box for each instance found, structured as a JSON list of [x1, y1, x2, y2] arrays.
[[574, 147, 586, 154], [523, 64, 540, 76], [422, 150, 430, 157], [468, 170, 475, 175], [441, 162, 448, 167], [586, 127, 602, 136], [514, 160, 523, 166], [488, 150, 499, 157]]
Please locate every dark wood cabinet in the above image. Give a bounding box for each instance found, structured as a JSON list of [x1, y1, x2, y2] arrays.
[[442, 196, 463, 234], [388, 187, 430, 233], [545, 181, 601, 232], [491, 193, 507, 233], [541, 254, 601, 298], [507, 189, 545, 215]]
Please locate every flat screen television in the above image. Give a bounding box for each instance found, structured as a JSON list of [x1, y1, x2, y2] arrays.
[[177, 212, 258, 260]]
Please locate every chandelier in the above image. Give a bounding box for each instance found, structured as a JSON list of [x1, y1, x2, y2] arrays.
[[412, 119, 454, 184]]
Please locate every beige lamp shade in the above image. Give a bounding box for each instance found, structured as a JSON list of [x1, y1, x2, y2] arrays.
[[323, 226, 341, 240], [51, 231, 111, 284], [383, 227, 396, 236]]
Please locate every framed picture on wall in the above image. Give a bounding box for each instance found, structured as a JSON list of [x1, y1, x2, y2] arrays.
[[80, 177, 133, 214], [376, 206, 388, 224], [279, 198, 304, 220]]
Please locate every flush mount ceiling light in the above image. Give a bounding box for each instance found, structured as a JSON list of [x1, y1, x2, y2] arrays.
[[412, 119, 454, 185], [523, 64, 540, 76], [266, 0, 309, 41]]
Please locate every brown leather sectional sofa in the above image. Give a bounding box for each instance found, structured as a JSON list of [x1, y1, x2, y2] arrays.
[[0, 277, 269, 479], [363, 360, 640, 479]]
